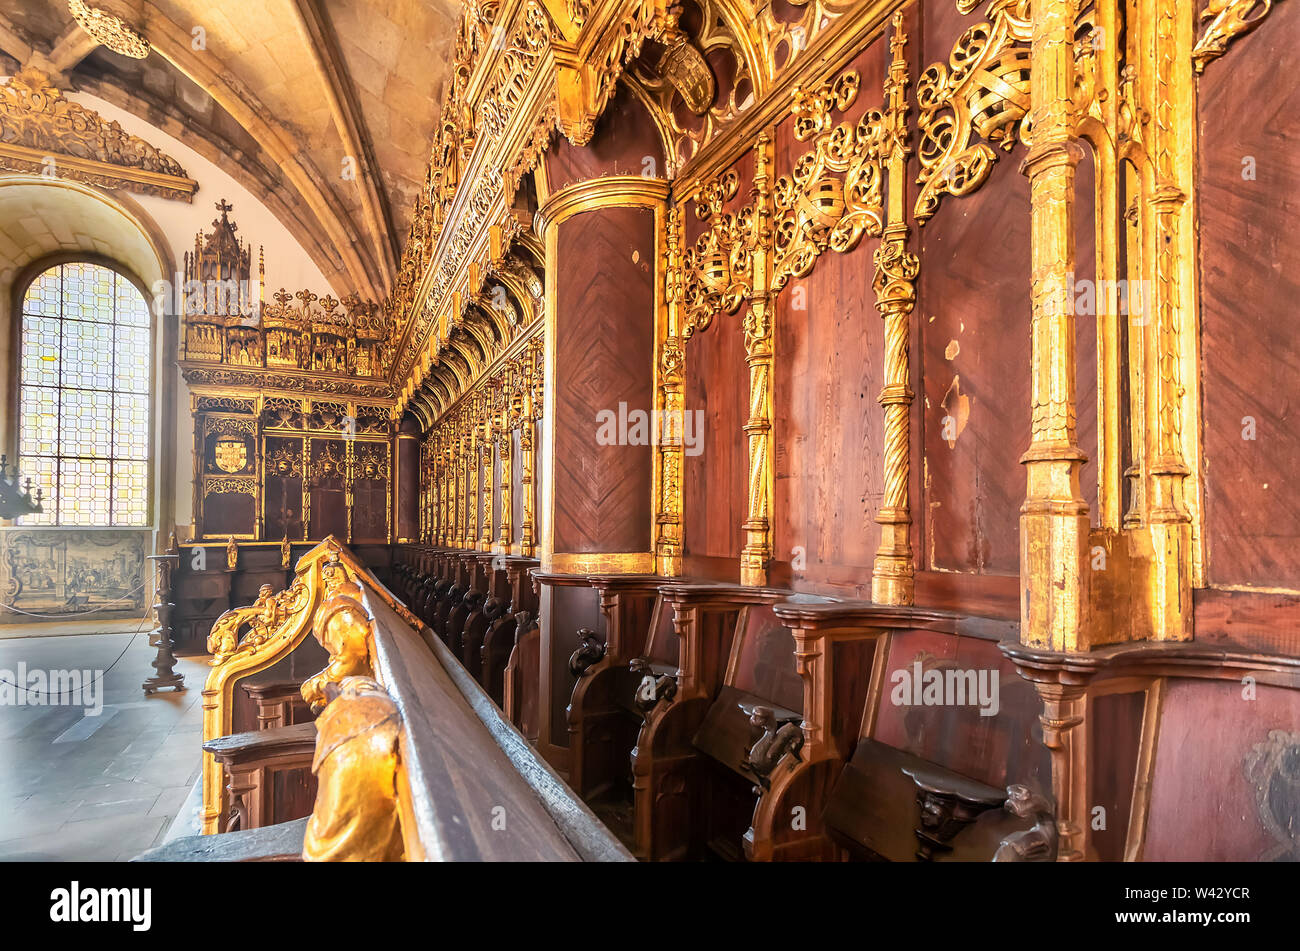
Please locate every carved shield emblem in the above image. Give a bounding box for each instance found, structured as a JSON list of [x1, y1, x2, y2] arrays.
[[214, 438, 247, 473]]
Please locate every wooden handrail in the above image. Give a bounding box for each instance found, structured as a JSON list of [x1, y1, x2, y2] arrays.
[[364, 586, 632, 861], [201, 536, 630, 861]]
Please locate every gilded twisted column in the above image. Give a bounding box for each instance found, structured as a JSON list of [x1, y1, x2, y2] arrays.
[[740, 133, 775, 587], [481, 392, 494, 552], [344, 437, 355, 544], [871, 19, 919, 606], [300, 428, 311, 540], [498, 410, 513, 553], [657, 337, 685, 577], [656, 205, 686, 577], [1020, 0, 1090, 651]]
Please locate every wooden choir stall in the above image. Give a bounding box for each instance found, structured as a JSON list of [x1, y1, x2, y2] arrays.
[[161, 0, 1300, 864]]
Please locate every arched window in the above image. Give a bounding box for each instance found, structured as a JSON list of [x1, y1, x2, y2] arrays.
[[17, 261, 152, 526]]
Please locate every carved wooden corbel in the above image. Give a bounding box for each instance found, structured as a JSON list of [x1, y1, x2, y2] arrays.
[[630, 656, 677, 713], [741, 705, 804, 793]]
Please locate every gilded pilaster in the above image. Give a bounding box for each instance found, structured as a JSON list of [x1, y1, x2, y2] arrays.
[[1019, 0, 1091, 652], [871, 16, 919, 606], [1133, 0, 1197, 637], [740, 132, 775, 587], [656, 204, 686, 577], [498, 371, 514, 552], [480, 386, 495, 552]]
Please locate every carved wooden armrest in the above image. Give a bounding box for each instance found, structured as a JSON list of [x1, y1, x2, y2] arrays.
[[739, 702, 803, 792], [202, 721, 318, 765], [629, 657, 677, 713], [132, 818, 309, 862], [569, 628, 606, 677], [992, 785, 1058, 862]]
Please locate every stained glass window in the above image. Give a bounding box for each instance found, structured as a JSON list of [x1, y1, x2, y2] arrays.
[[18, 262, 152, 526]]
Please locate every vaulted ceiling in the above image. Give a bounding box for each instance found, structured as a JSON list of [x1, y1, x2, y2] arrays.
[[0, 0, 460, 302]]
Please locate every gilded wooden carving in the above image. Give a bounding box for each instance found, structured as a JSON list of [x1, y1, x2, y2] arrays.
[[913, 0, 1032, 223], [301, 580, 376, 713], [772, 70, 886, 288], [301, 676, 405, 862], [0, 68, 196, 200], [1192, 0, 1281, 72]]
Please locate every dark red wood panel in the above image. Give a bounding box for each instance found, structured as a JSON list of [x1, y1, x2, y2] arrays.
[[1143, 678, 1300, 860], [396, 437, 419, 542], [1198, 0, 1300, 589], [916, 0, 1033, 577], [552, 206, 656, 553], [682, 307, 747, 565], [544, 85, 665, 191]]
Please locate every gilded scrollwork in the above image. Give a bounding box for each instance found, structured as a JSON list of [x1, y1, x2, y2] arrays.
[[206, 579, 311, 666], [772, 69, 888, 290], [68, 1, 150, 58], [0, 67, 194, 200], [913, 0, 1033, 224], [681, 170, 755, 335], [1192, 0, 1280, 73], [202, 475, 256, 498]]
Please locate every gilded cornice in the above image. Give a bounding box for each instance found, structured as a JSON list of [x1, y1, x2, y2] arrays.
[[534, 174, 671, 232], [0, 67, 197, 202], [389, 0, 676, 410], [180, 365, 396, 402]]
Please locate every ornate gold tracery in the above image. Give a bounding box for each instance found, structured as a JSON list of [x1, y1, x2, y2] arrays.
[[913, 0, 1033, 223], [772, 70, 888, 288]]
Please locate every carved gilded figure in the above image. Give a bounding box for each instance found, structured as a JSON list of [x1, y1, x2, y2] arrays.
[[301, 676, 405, 862]]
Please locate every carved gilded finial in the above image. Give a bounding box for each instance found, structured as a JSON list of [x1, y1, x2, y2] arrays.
[[225, 536, 238, 570]]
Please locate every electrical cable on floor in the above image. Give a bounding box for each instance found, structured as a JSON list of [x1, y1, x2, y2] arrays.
[[0, 597, 156, 701]]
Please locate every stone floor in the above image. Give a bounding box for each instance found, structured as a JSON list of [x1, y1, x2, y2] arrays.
[[0, 631, 207, 861]]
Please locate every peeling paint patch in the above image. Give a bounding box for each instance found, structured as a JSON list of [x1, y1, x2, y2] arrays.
[[940, 375, 970, 448]]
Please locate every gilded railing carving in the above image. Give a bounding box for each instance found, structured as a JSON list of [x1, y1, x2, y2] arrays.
[[301, 675, 405, 862], [201, 541, 343, 834], [206, 580, 310, 666], [301, 578, 377, 714]]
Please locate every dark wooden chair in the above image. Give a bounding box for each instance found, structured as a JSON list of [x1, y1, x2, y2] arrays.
[[627, 583, 790, 860]]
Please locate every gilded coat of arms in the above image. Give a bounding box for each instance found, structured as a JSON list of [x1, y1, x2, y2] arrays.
[[214, 438, 247, 473]]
